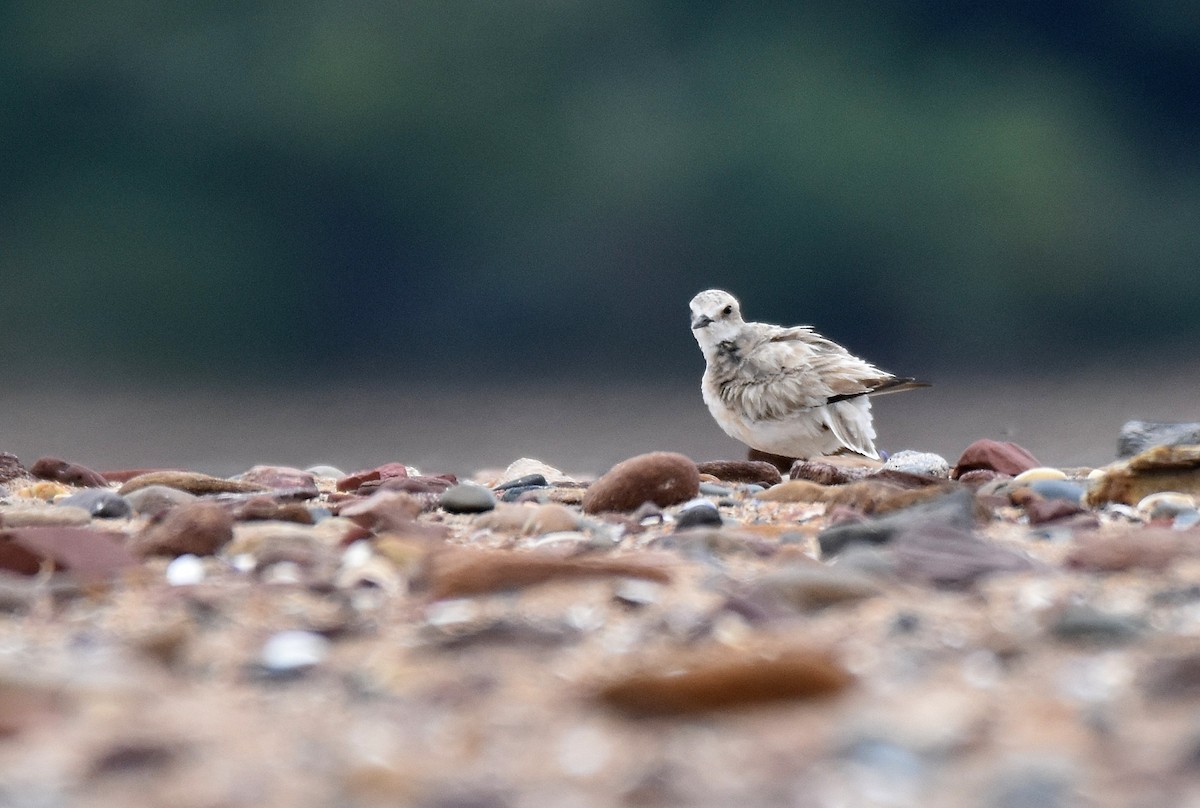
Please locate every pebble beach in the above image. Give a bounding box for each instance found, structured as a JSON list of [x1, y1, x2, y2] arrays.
[[3, 419, 1200, 807]]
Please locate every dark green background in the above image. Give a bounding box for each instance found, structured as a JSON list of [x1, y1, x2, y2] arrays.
[[4, 1, 1199, 385]]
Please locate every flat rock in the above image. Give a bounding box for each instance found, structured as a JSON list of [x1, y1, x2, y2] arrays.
[[118, 471, 267, 497], [0, 527, 135, 583], [133, 502, 234, 557], [952, 440, 1040, 478], [1119, 420, 1200, 458], [335, 463, 410, 493], [582, 452, 700, 514]]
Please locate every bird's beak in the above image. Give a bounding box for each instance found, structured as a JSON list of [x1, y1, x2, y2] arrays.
[[691, 314, 713, 330]]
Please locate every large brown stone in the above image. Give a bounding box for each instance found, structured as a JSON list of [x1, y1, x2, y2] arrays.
[[582, 452, 700, 513]]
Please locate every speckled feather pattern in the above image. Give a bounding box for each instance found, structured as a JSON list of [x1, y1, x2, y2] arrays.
[[689, 290, 925, 460]]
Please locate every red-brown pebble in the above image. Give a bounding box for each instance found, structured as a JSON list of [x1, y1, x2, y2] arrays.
[[133, 502, 234, 557], [696, 460, 781, 487], [30, 457, 108, 488], [952, 440, 1040, 478], [582, 452, 700, 514]]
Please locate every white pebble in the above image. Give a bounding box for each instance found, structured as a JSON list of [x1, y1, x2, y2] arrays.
[[165, 554, 206, 586], [1012, 467, 1068, 484], [260, 630, 329, 672]]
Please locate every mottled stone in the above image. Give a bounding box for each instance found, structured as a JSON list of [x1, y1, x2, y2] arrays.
[[234, 465, 318, 498], [882, 450, 950, 478], [891, 523, 1033, 589], [133, 502, 234, 557], [1087, 445, 1200, 506], [30, 457, 107, 487], [57, 489, 132, 519], [118, 471, 266, 497], [953, 440, 1040, 478], [696, 460, 781, 487], [1119, 420, 1200, 458], [0, 453, 26, 484], [582, 452, 700, 514], [440, 483, 496, 514], [123, 485, 198, 515], [596, 646, 852, 715]]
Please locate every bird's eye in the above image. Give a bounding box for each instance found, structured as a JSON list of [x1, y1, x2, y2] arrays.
[[722, 305, 732, 315]]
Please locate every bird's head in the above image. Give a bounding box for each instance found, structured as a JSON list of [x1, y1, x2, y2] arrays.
[[689, 289, 744, 348]]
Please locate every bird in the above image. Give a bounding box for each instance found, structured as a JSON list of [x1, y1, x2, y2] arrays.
[[689, 289, 928, 460]]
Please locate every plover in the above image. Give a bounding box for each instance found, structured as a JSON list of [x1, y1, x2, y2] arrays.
[[689, 289, 927, 460]]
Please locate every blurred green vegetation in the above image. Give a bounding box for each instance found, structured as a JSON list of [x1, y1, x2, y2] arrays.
[[3, 1, 1198, 382]]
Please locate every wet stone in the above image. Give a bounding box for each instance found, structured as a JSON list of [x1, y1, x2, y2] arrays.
[[674, 500, 722, 530], [57, 489, 132, 519], [440, 483, 496, 514]]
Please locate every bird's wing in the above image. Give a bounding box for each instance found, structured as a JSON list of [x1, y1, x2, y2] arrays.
[[721, 324, 900, 422]]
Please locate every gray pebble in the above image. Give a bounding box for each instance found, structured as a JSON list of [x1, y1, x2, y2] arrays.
[[698, 482, 733, 497], [882, 450, 950, 478], [1050, 604, 1144, 645], [1028, 479, 1085, 504], [58, 488, 132, 519], [440, 482, 496, 514], [674, 500, 723, 530]]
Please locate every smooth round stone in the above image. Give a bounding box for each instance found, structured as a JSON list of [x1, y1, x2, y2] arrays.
[[1137, 492, 1197, 519], [57, 489, 132, 519], [699, 482, 733, 497], [440, 483, 496, 514], [1013, 467, 1068, 484], [882, 450, 950, 478], [165, 554, 206, 586], [259, 630, 329, 675], [1027, 479, 1085, 504], [675, 498, 723, 530], [123, 484, 199, 515]]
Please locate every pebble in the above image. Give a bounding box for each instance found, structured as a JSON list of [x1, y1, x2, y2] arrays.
[[582, 452, 700, 514], [133, 501, 235, 557], [122, 484, 198, 515], [953, 439, 1040, 478], [698, 482, 733, 497], [695, 460, 781, 487], [790, 459, 870, 485], [497, 458, 573, 485], [29, 456, 108, 487], [674, 500, 723, 530], [259, 630, 330, 676], [1137, 491, 1197, 520], [1012, 467, 1068, 484], [881, 450, 950, 478], [57, 489, 133, 519], [335, 462, 410, 493], [439, 482, 496, 514], [118, 471, 266, 496], [165, 554, 206, 586], [494, 473, 547, 491], [1025, 479, 1084, 504], [1118, 419, 1200, 458]]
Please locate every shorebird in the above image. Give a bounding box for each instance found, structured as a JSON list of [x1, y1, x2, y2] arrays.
[[689, 289, 928, 460]]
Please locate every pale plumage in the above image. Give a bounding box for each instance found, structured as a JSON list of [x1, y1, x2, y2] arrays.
[[689, 289, 927, 460]]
